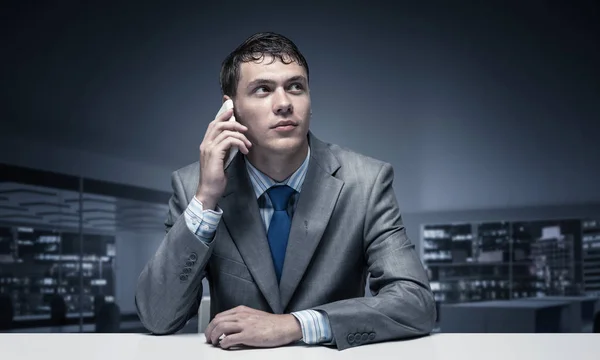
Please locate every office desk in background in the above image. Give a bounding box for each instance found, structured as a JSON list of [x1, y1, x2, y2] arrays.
[[520, 296, 600, 333], [0, 333, 598, 360], [441, 299, 576, 333]]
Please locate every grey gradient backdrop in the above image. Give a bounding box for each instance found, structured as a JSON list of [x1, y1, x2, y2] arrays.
[[2, 1, 600, 311]]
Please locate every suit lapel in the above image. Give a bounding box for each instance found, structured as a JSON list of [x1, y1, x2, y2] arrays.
[[279, 133, 344, 311], [219, 154, 283, 314]]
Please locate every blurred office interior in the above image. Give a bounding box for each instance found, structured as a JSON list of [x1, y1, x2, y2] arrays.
[[0, 164, 188, 333], [1, 163, 599, 334], [2, 1, 599, 335]]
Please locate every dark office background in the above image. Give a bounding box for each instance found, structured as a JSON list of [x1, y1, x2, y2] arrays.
[[1, 1, 599, 333]]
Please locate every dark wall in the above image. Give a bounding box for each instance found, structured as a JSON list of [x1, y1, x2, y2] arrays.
[[2, 1, 599, 220]]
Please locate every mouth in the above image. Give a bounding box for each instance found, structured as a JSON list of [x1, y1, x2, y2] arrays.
[[272, 120, 298, 129], [271, 120, 298, 133]]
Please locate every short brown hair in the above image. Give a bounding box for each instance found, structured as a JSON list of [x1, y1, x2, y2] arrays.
[[219, 32, 310, 97]]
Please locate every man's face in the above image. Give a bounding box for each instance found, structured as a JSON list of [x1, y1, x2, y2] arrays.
[[231, 55, 311, 156]]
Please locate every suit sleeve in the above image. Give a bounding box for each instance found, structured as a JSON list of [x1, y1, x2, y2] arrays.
[[311, 163, 437, 350], [135, 170, 216, 334]]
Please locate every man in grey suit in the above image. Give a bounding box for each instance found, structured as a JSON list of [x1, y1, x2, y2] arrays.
[[135, 32, 436, 350]]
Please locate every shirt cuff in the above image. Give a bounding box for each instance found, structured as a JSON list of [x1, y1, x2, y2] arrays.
[[291, 310, 333, 345], [184, 196, 223, 243]]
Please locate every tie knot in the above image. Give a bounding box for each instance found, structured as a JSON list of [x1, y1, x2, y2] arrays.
[[266, 185, 295, 211]]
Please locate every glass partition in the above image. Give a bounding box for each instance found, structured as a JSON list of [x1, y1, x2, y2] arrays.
[[0, 163, 169, 333]]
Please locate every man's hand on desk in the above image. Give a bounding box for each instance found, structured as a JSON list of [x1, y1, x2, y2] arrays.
[[205, 305, 303, 349]]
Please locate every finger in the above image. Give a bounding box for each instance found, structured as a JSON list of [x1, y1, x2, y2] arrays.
[[213, 120, 248, 134], [204, 109, 248, 139], [201, 135, 249, 159], [205, 320, 216, 343], [214, 108, 234, 123], [206, 121, 247, 143], [204, 108, 235, 142], [205, 314, 241, 343], [212, 130, 252, 150], [210, 322, 244, 345], [213, 135, 251, 155], [205, 319, 220, 344], [215, 99, 233, 120], [205, 316, 221, 342], [219, 332, 247, 350]]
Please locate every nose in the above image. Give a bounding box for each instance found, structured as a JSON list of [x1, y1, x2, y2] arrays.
[[273, 88, 293, 115]]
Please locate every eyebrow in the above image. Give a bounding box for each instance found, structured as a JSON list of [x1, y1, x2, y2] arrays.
[[246, 75, 307, 89]]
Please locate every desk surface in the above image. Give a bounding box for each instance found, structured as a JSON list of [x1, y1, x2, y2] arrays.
[[0, 333, 597, 360]]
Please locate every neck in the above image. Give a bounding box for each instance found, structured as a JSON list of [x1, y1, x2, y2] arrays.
[[246, 141, 309, 182]]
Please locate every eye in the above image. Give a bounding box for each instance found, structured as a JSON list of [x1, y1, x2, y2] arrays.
[[254, 86, 270, 94], [289, 83, 304, 92]]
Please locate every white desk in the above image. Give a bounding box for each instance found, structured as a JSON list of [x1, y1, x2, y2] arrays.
[[0, 333, 598, 360]]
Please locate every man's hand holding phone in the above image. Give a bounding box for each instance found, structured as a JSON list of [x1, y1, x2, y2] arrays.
[[196, 99, 252, 211]]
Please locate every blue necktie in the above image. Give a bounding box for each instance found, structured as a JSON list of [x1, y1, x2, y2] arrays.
[[266, 185, 295, 283]]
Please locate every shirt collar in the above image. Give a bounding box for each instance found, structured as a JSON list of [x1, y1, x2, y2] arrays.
[[244, 146, 310, 200]]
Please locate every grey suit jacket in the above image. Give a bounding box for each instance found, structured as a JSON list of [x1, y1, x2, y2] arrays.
[[135, 132, 436, 350]]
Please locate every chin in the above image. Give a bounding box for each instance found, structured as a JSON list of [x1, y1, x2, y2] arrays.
[[267, 136, 306, 154]]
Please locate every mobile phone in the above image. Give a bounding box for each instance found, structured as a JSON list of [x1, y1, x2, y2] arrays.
[[215, 99, 239, 168]]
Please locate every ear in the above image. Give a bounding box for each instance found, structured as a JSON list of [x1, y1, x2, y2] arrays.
[[222, 95, 231, 103]]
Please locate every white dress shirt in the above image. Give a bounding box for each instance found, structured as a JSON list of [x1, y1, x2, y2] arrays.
[[183, 146, 334, 345]]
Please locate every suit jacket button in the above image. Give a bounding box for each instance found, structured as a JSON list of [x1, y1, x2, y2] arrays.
[[361, 333, 369, 342], [183, 267, 192, 274], [186, 260, 194, 267], [347, 334, 355, 343], [369, 332, 375, 340], [179, 274, 188, 281], [189, 253, 198, 262]]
